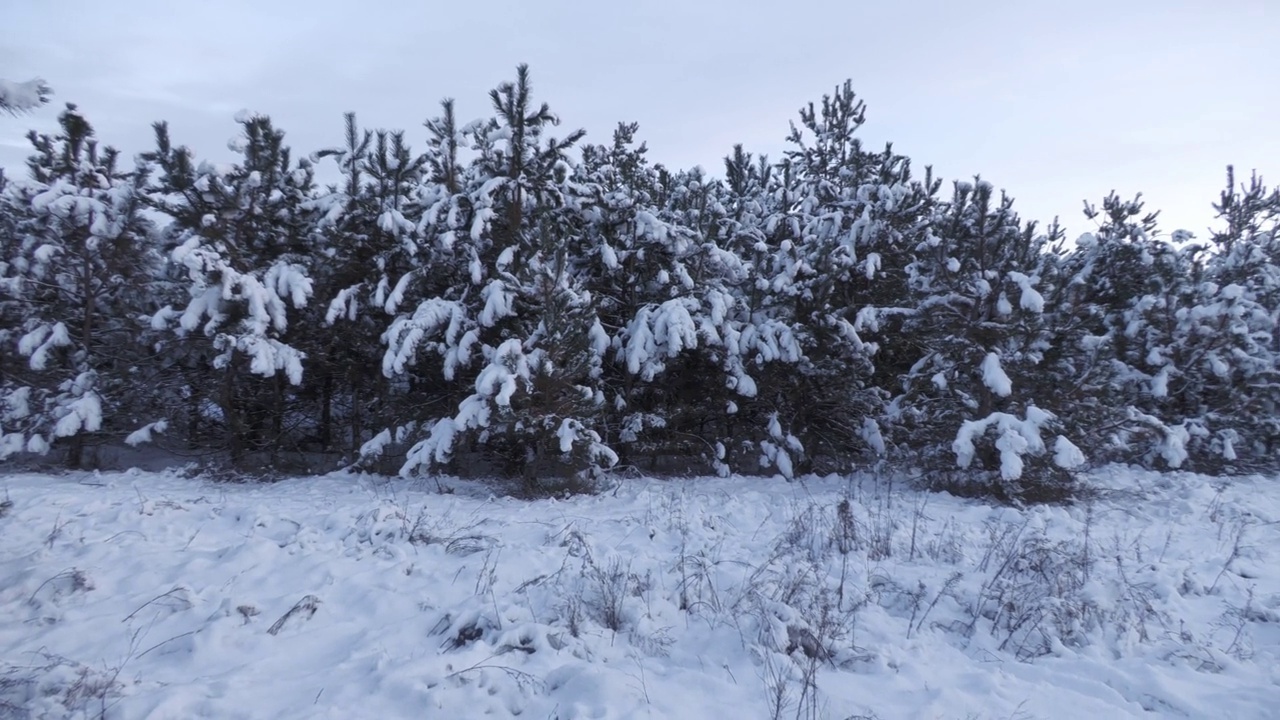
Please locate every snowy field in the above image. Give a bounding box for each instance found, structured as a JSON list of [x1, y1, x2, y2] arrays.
[[0, 468, 1277, 720]]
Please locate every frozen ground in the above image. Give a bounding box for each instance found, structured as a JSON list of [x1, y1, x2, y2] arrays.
[[0, 466, 1277, 719]]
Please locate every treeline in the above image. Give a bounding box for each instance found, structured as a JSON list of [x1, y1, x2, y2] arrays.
[[2, 66, 1277, 497]]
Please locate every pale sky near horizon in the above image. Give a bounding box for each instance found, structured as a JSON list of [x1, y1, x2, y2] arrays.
[[2, 0, 1275, 240]]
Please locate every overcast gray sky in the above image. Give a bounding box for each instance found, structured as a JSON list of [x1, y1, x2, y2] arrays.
[[2, 0, 1275, 238]]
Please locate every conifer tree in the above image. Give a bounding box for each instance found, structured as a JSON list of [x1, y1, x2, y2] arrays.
[[892, 179, 1082, 497], [769, 84, 940, 471], [0, 104, 157, 464], [384, 66, 615, 488], [577, 124, 740, 473], [1048, 194, 1200, 469], [310, 114, 428, 455], [1168, 169, 1280, 469], [1200, 168, 1280, 467], [145, 113, 317, 461]]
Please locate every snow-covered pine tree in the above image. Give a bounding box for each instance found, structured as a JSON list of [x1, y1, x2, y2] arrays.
[[711, 143, 812, 477], [1174, 168, 1280, 469], [361, 99, 479, 469], [892, 178, 1082, 499], [309, 114, 427, 456], [576, 122, 681, 468], [574, 123, 744, 474], [0, 169, 38, 459], [1047, 193, 1203, 469], [306, 112, 374, 453], [0, 104, 158, 465], [385, 66, 615, 490], [144, 113, 317, 461], [507, 208, 616, 488], [767, 83, 941, 473], [0, 169, 21, 339], [349, 99, 480, 468]]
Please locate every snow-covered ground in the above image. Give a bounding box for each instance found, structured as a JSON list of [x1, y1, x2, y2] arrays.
[[0, 467, 1277, 719]]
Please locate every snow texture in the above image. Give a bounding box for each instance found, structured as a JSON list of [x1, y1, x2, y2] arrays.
[[0, 467, 1276, 719], [125, 420, 169, 447], [1008, 271, 1045, 313], [954, 408, 1058, 480], [980, 352, 1013, 397], [1053, 435, 1087, 469]]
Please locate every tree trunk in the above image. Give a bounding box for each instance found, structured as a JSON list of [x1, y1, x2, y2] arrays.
[[320, 373, 333, 447], [350, 383, 362, 459], [66, 434, 84, 470], [187, 376, 200, 449], [272, 374, 285, 443], [223, 355, 245, 464]]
